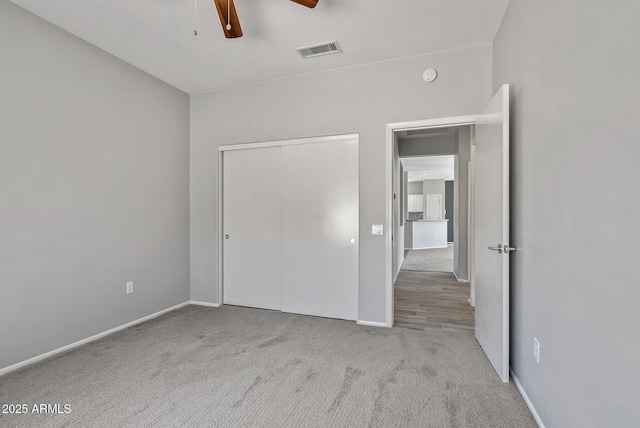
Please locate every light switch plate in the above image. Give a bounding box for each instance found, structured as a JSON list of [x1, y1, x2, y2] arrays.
[[372, 224, 384, 236]]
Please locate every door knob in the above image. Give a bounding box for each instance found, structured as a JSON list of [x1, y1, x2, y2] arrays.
[[225, 234, 230, 240], [488, 244, 516, 254], [488, 244, 503, 254], [349, 238, 356, 244]]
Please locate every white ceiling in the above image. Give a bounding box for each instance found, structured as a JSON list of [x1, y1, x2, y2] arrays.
[[402, 155, 454, 181], [11, 0, 510, 94]]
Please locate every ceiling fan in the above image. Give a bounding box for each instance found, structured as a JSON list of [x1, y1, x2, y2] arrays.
[[212, 0, 318, 39]]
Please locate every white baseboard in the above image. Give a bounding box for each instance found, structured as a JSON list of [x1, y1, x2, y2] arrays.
[[511, 369, 545, 428], [452, 271, 469, 283], [188, 300, 221, 308], [410, 245, 448, 250], [0, 301, 190, 377], [357, 320, 389, 328], [393, 258, 403, 283]]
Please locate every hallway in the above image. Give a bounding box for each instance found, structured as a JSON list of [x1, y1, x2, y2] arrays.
[[401, 244, 454, 272], [394, 270, 474, 333]]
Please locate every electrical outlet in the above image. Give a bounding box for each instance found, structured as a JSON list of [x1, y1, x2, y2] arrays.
[[533, 338, 540, 363], [372, 224, 384, 236], [126, 281, 134, 294]]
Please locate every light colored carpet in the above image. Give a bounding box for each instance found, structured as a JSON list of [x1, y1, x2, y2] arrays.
[[402, 244, 454, 272], [0, 305, 535, 427]]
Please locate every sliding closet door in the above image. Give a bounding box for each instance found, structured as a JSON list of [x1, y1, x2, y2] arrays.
[[222, 147, 282, 310], [281, 139, 359, 320]]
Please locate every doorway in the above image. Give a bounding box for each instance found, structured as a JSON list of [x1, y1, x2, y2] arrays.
[[386, 85, 512, 382], [393, 128, 474, 332], [401, 155, 455, 274]]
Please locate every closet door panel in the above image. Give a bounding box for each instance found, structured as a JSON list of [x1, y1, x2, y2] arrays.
[[281, 139, 359, 320], [222, 147, 282, 311]]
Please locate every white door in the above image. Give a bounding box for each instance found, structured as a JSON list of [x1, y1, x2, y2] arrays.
[[222, 147, 282, 311], [426, 194, 442, 220], [474, 84, 511, 382], [281, 139, 359, 320], [222, 136, 359, 321]]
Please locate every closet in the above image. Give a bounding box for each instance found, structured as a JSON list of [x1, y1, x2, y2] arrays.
[[222, 135, 359, 320]]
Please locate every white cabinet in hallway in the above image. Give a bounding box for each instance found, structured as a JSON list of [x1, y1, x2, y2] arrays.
[[408, 194, 423, 212]]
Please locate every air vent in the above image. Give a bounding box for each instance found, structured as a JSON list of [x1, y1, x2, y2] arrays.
[[296, 41, 342, 59]]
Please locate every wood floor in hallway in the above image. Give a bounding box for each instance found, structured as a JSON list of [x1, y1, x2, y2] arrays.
[[394, 270, 475, 333]]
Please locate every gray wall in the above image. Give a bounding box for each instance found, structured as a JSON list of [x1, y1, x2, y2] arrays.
[[398, 134, 457, 157], [407, 182, 424, 195], [191, 45, 492, 323], [493, 1, 640, 426], [0, 1, 190, 370], [453, 126, 471, 281]]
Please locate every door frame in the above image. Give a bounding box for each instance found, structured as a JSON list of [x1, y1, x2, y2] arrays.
[[385, 116, 478, 327], [218, 133, 360, 309]]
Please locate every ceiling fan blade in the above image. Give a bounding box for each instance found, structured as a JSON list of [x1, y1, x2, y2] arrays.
[[290, 0, 318, 8], [213, 0, 243, 39]]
